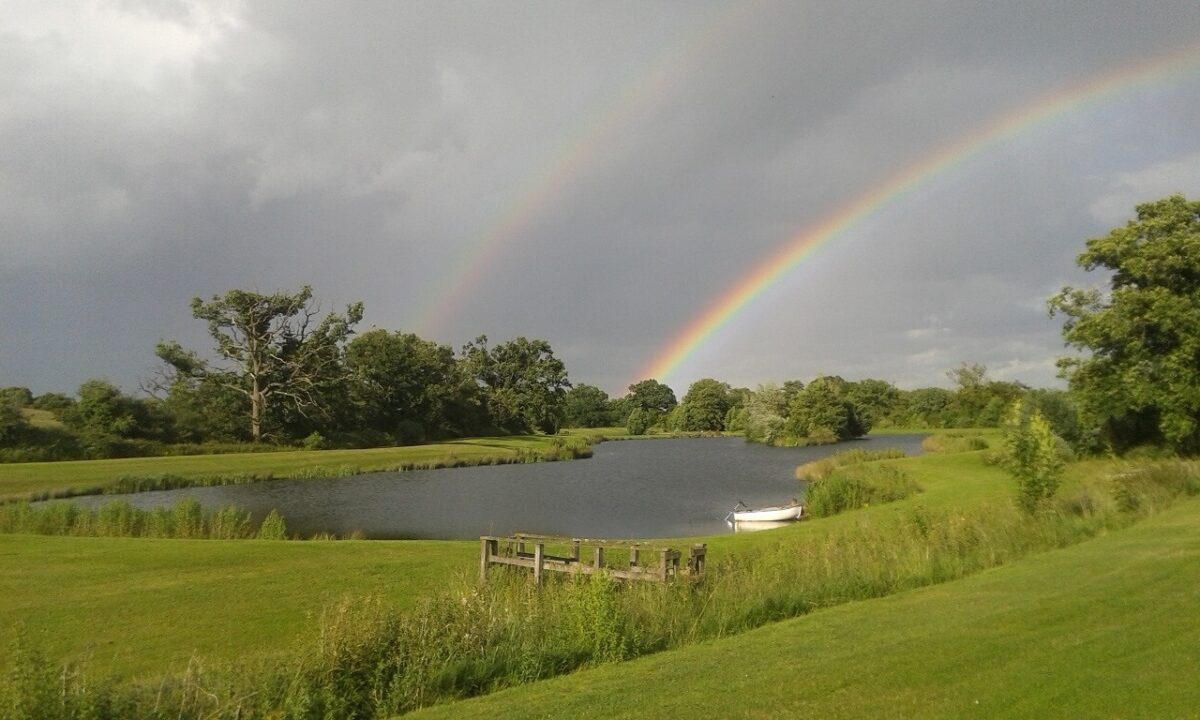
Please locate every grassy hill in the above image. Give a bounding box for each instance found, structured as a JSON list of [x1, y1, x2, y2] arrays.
[[411, 495, 1200, 719]]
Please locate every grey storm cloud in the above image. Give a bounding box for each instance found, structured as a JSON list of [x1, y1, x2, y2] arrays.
[[2, 0, 1200, 397]]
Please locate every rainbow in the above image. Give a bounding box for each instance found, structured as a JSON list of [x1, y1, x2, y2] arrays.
[[634, 42, 1200, 388], [415, 0, 768, 336]]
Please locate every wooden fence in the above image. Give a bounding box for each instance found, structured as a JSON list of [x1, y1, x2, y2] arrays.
[[480, 533, 706, 585]]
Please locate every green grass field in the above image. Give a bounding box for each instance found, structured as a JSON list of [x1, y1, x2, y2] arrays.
[[0, 444, 1058, 680], [410, 494, 1200, 719], [0, 435, 580, 501], [0, 535, 476, 679], [2, 433, 1192, 717]]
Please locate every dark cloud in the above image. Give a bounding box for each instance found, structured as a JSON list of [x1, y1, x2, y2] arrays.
[[2, 1, 1200, 398]]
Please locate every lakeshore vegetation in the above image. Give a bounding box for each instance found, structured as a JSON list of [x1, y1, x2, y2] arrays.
[[1, 195, 1198, 717]]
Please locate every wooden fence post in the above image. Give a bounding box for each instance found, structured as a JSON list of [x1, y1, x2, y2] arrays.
[[480, 537, 489, 583], [534, 542, 544, 587]]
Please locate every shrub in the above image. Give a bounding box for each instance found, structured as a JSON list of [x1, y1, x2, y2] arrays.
[[258, 510, 288, 540], [999, 402, 1065, 513]]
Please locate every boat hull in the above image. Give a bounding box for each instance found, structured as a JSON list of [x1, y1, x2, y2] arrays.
[[732, 504, 803, 522]]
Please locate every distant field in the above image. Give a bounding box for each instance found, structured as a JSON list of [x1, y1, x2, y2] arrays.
[[412, 494, 1200, 719], [0, 435, 581, 501]]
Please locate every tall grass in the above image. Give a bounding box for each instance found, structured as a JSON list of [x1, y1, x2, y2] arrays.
[[794, 447, 908, 481], [0, 499, 287, 540], [5, 461, 1198, 719], [920, 432, 989, 453], [803, 464, 922, 517]]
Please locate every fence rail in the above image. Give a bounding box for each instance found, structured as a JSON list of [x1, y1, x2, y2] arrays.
[[480, 533, 705, 585]]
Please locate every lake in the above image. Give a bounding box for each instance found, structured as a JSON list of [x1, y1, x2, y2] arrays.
[[75, 434, 927, 539]]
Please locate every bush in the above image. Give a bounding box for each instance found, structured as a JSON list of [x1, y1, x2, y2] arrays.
[[999, 402, 1065, 513]]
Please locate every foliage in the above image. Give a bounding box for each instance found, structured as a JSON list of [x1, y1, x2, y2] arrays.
[[346, 329, 478, 441], [0, 399, 29, 447], [624, 379, 677, 415], [462, 336, 571, 434], [625, 407, 656, 436], [562, 384, 614, 428], [1000, 401, 1066, 513], [159, 286, 364, 443], [1049, 194, 1200, 453], [843, 378, 901, 429], [741, 384, 789, 444], [0, 387, 33, 408], [786, 376, 869, 442], [677, 378, 732, 432], [257, 509, 288, 540]]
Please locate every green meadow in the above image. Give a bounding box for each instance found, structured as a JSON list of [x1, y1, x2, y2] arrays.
[[2, 432, 1197, 717]]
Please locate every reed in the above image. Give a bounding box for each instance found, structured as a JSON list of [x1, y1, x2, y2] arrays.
[[0, 499, 288, 540]]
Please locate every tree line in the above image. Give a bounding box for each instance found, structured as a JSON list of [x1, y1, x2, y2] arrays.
[[2, 194, 1197, 461]]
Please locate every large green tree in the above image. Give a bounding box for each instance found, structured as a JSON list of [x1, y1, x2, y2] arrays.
[[626, 379, 677, 414], [462, 336, 571, 434], [786, 375, 869, 442], [160, 286, 363, 443], [563, 384, 613, 428], [1049, 194, 1200, 453], [345, 330, 464, 442], [678, 378, 732, 431]]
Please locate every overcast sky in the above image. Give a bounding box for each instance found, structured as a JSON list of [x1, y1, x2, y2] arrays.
[[2, 1, 1200, 398]]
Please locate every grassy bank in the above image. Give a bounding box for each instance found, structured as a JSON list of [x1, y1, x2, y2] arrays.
[[412, 493, 1200, 719], [4, 444, 1196, 716], [0, 435, 590, 502]]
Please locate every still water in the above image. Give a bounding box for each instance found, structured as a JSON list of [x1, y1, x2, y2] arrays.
[[76, 435, 926, 539]]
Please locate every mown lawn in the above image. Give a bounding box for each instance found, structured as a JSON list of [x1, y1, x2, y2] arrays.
[[0, 534, 476, 679], [0, 435, 577, 501], [410, 494, 1200, 719]]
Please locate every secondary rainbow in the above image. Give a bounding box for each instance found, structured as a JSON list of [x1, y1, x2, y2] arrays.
[[415, 0, 767, 336], [634, 43, 1200, 387]]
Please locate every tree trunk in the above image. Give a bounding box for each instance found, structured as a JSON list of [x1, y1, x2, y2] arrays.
[[250, 386, 263, 443]]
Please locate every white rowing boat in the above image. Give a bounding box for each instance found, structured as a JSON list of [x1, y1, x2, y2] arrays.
[[725, 500, 803, 523]]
